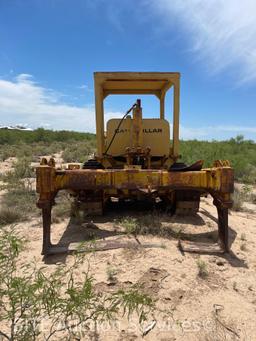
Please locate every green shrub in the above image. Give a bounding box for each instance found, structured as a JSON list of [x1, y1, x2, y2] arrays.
[[0, 207, 24, 226], [1, 130, 255, 184], [117, 213, 175, 237], [2, 158, 34, 185], [0, 145, 18, 161], [136, 214, 162, 234], [197, 259, 209, 278], [106, 265, 118, 283], [232, 188, 244, 211], [4, 185, 36, 212], [0, 157, 38, 226], [0, 229, 154, 340], [62, 141, 95, 163], [117, 217, 138, 234], [0, 186, 37, 227], [0, 128, 95, 145], [51, 193, 71, 223], [180, 135, 256, 183], [241, 165, 256, 184]]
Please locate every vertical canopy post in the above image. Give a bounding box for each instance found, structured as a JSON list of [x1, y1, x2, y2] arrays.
[[95, 83, 105, 157], [160, 93, 165, 119], [172, 78, 180, 158]]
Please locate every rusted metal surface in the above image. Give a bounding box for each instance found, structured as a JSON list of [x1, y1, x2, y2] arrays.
[[36, 166, 233, 193], [45, 240, 164, 255], [178, 241, 225, 254], [36, 161, 234, 255], [220, 167, 234, 193], [42, 204, 52, 255], [216, 206, 229, 252]]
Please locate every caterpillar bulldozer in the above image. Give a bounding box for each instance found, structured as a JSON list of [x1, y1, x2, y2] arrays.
[[36, 72, 234, 255]]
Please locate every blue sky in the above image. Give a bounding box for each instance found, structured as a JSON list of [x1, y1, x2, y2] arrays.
[[0, 0, 255, 140]]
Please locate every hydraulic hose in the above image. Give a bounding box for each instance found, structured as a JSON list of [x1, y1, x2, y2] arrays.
[[103, 102, 137, 156]]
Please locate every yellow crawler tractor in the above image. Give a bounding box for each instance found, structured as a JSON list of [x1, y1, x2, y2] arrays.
[[36, 72, 234, 255]]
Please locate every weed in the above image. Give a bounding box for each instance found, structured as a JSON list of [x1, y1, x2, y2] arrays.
[[197, 259, 209, 279], [231, 188, 244, 211], [0, 155, 39, 226], [0, 228, 154, 340], [4, 185, 36, 213], [0, 149, 12, 162], [0, 145, 18, 161], [117, 213, 182, 239], [180, 135, 256, 184], [241, 184, 252, 196], [137, 213, 162, 234], [1, 130, 256, 184], [240, 184, 256, 204], [0, 207, 24, 226], [117, 214, 162, 235], [119, 217, 138, 235], [121, 244, 142, 260], [1, 157, 34, 185], [62, 141, 96, 163], [0, 180, 37, 226], [242, 165, 256, 184], [51, 193, 71, 223], [106, 266, 118, 283], [201, 314, 240, 341]]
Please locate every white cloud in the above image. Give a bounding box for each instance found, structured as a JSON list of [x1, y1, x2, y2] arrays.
[[0, 74, 120, 131], [150, 0, 256, 83], [0, 74, 255, 140], [180, 124, 256, 140], [77, 84, 93, 92]]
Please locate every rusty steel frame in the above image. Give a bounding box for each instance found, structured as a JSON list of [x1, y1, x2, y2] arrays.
[[36, 163, 234, 255]]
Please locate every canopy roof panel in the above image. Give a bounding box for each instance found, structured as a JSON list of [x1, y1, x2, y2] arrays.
[[94, 72, 180, 97]]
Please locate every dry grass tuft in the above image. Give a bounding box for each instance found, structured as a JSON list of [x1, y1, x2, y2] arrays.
[[197, 259, 209, 279], [0, 207, 24, 226], [116, 213, 178, 238], [51, 193, 71, 223], [0, 157, 38, 227], [232, 188, 244, 212], [106, 265, 118, 283]]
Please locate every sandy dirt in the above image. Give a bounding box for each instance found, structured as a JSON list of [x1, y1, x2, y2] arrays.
[[18, 200, 256, 340], [1, 157, 256, 340], [0, 156, 17, 174]]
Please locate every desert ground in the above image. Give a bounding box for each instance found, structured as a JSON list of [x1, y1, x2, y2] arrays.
[[0, 156, 256, 341]]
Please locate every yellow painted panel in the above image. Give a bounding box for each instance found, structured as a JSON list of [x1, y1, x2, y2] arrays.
[[103, 80, 167, 91], [106, 118, 170, 156], [53, 168, 224, 192]]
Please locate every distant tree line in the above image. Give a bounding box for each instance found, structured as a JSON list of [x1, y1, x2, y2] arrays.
[[180, 135, 256, 183], [0, 129, 255, 183], [0, 128, 95, 144]]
